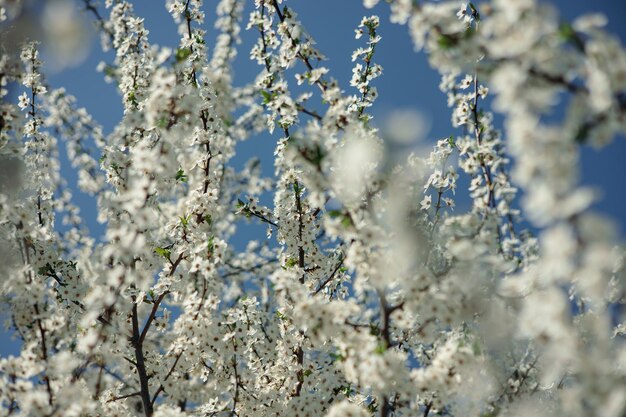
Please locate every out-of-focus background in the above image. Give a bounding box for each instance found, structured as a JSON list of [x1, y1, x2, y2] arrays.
[[1, 0, 625, 355]]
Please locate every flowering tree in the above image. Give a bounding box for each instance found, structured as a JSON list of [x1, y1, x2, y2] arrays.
[[1, 0, 626, 416]]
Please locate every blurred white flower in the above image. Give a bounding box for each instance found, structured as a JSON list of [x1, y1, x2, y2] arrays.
[[383, 107, 430, 144], [42, 0, 92, 71]]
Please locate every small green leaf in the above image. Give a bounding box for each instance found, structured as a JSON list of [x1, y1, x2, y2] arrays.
[[327, 210, 342, 218], [176, 47, 192, 62], [303, 369, 313, 377], [469, 2, 480, 20], [558, 23, 585, 51], [179, 215, 189, 228], [175, 168, 188, 182], [558, 23, 576, 40], [437, 34, 456, 49], [575, 124, 590, 143], [285, 257, 298, 268], [128, 91, 137, 106], [335, 384, 353, 396], [340, 215, 353, 228], [154, 247, 171, 259], [157, 117, 169, 129], [261, 90, 272, 104], [207, 236, 215, 254], [38, 264, 52, 276], [367, 402, 379, 413], [374, 344, 386, 355], [103, 65, 116, 79], [328, 210, 352, 228]]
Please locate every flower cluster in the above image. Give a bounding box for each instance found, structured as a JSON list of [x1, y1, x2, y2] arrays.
[[0, 1, 625, 417]]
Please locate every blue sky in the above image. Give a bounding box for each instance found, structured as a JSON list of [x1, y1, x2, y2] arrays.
[[2, 0, 626, 356]]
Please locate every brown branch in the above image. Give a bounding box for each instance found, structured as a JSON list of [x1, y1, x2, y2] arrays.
[[423, 401, 432, 417], [33, 304, 53, 406], [376, 291, 404, 417], [82, 0, 115, 43], [139, 291, 169, 345], [107, 391, 141, 403], [150, 351, 184, 406], [131, 302, 153, 417], [293, 181, 305, 283], [314, 256, 345, 295], [296, 104, 322, 120], [138, 252, 182, 344], [270, 1, 328, 96]]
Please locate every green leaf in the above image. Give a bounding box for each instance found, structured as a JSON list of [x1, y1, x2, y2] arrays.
[[575, 124, 590, 144], [176, 47, 192, 62], [558, 23, 576, 40], [103, 65, 116, 79], [334, 384, 353, 396], [328, 210, 352, 228], [437, 34, 456, 49], [157, 117, 169, 129], [207, 236, 215, 254], [303, 369, 313, 377], [469, 2, 480, 20], [341, 215, 353, 228], [37, 264, 52, 276], [285, 257, 298, 268], [373, 344, 386, 355], [175, 168, 188, 182], [558, 23, 585, 51], [327, 210, 342, 218], [154, 247, 171, 259], [261, 90, 272, 104], [179, 215, 189, 228]]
